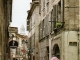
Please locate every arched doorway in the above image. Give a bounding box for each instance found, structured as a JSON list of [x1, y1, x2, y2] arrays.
[[52, 44, 60, 59]]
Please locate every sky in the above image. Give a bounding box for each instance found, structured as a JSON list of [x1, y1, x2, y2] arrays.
[[10, 0, 32, 35]]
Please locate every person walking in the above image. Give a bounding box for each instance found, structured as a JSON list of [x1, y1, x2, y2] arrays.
[[51, 55, 59, 60]]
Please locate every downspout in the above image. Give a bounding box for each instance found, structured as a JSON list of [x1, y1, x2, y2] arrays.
[[78, 32, 80, 60], [61, 0, 64, 27]]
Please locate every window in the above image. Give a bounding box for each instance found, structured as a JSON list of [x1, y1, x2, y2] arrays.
[[0, 27, 2, 45], [50, 9, 54, 32], [42, 20, 44, 37], [32, 13, 35, 28], [50, 6, 57, 32], [39, 15, 50, 40], [51, 1, 64, 33], [46, 0, 49, 12], [43, 0, 45, 16], [39, 0, 41, 14], [39, 22, 43, 40], [44, 15, 49, 36], [57, 1, 61, 22], [53, 5, 57, 28], [50, 0, 65, 33], [32, 34, 35, 48], [27, 20, 30, 31], [43, 0, 45, 8], [30, 18, 32, 30], [28, 38, 31, 49]]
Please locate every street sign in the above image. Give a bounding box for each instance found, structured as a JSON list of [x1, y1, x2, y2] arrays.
[[8, 27, 18, 33]]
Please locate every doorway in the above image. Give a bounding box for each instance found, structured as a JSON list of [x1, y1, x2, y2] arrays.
[[53, 44, 60, 59]]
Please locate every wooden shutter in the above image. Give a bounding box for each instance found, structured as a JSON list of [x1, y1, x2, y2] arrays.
[[53, 5, 57, 28], [39, 22, 43, 40], [42, 20, 44, 37], [44, 15, 49, 36], [39, 0, 41, 14]]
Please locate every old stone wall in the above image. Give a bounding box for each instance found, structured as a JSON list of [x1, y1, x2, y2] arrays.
[[64, 0, 79, 30]]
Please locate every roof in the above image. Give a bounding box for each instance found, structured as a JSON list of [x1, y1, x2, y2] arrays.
[[27, 1, 39, 19], [16, 33, 28, 40]]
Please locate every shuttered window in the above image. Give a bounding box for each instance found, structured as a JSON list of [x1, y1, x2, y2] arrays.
[[54, 1, 62, 28], [28, 37, 31, 49], [27, 20, 30, 31], [32, 34, 35, 48], [50, 7, 56, 32], [46, 0, 49, 12], [39, 15, 50, 40], [42, 20, 44, 37], [57, 1, 61, 22], [53, 5, 57, 28], [39, 24, 40, 40], [39, 0, 41, 14], [44, 15, 49, 36], [43, 0, 45, 16], [39, 23, 43, 40], [50, 1, 62, 31], [30, 18, 32, 31], [0, 26, 2, 45], [51, 9, 54, 32]]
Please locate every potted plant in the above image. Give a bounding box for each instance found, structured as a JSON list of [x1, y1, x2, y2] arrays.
[[56, 22, 62, 28]]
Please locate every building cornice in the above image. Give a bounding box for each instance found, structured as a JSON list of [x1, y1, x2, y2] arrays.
[[27, 1, 39, 19]]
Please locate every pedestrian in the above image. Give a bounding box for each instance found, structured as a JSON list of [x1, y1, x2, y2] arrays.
[[51, 55, 59, 60]]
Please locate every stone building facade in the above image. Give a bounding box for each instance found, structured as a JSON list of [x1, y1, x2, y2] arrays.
[[8, 27, 18, 60], [27, 0, 79, 60], [39, 0, 79, 60], [16, 34, 28, 60], [0, 0, 12, 60], [27, 0, 40, 60], [15, 25, 28, 60]]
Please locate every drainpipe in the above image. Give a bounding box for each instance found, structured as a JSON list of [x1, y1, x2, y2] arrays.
[[79, 0, 80, 59], [49, 38, 52, 60], [61, 0, 64, 27], [78, 32, 80, 60]]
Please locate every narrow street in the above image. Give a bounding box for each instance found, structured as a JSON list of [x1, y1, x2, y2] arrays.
[[0, 0, 80, 60]]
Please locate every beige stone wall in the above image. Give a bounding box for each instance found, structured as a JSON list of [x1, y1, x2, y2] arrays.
[[27, 3, 40, 60], [64, 0, 79, 30], [39, 38, 49, 60], [0, 0, 12, 60], [28, 0, 79, 60], [39, 0, 79, 60], [51, 31, 78, 60], [64, 0, 79, 60], [79, 0, 80, 59], [0, 0, 5, 59], [34, 6, 40, 60], [61, 31, 78, 60]]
